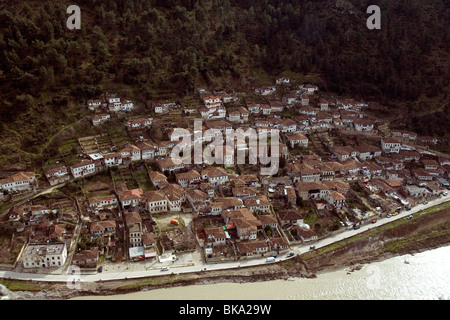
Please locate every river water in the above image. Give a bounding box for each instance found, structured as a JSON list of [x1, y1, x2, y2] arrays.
[[74, 245, 450, 300]]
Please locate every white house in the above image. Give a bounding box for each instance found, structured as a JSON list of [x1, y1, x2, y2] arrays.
[[118, 188, 144, 208], [148, 171, 168, 188], [70, 160, 95, 179], [296, 227, 318, 242], [103, 153, 123, 167], [276, 77, 290, 85], [413, 169, 433, 181], [318, 99, 329, 111], [201, 167, 229, 185], [257, 214, 278, 229], [278, 209, 304, 227], [326, 191, 346, 208], [300, 95, 310, 106], [287, 133, 309, 148], [355, 144, 382, 161], [126, 118, 153, 129], [204, 227, 227, 247], [223, 208, 261, 241], [236, 241, 269, 256], [0, 171, 36, 192], [256, 86, 276, 96], [154, 102, 176, 114], [121, 99, 134, 111], [280, 118, 297, 133], [168, 128, 192, 142], [44, 165, 70, 186], [381, 137, 401, 153], [332, 146, 357, 162], [88, 195, 119, 211], [203, 95, 223, 109], [269, 100, 284, 113], [145, 190, 168, 213], [22, 243, 67, 269], [247, 103, 261, 114], [156, 158, 185, 173], [160, 184, 185, 212], [175, 170, 202, 188], [154, 103, 167, 114], [243, 196, 271, 213], [261, 104, 272, 115], [136, 141, 156, 160], [91, 114, 110, 126], [106, 93, 120, 104], [89, 220, 116, 237], [124, 211, 143, 248], [106, 93, 122, 112], [228, 110, 241, 123], [186, 189, 210, 211], [120, 144, 141, 162], [300, 84, 318, 94], [354, 118, 375, 132], [283, 94, 298, 106], [87, 99, 102, 110]]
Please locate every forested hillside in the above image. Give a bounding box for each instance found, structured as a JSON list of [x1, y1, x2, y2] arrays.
[[0, 0, 449, 134]]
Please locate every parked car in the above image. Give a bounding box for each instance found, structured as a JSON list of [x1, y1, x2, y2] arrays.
[[161, 267, 169, 272], [423, 201, 428, 205], [407, 215, 413, 220], [387, 213, 392, 218], [406, 206, 411, 211], [392, 212, 399, 216], [353, 224, 360, 230], [309, 246, 316, 250], [371, 219, 377, 223], [97, 266, 103, 273], [287, 252, 295, 257]]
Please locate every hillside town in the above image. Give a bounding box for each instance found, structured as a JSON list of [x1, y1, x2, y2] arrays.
[[1, 78, 449, 274]]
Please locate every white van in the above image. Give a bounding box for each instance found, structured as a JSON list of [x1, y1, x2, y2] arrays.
[[266, 257, 276, 263]]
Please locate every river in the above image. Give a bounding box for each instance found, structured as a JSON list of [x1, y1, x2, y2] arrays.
[[73, 245, 450, 300]]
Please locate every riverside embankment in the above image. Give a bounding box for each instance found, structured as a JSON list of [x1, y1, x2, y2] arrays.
[[2, 200, 450, 300]]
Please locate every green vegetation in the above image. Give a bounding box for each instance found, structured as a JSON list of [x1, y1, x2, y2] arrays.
[[417, 200, 450, 215], [301, 204, 450, 262], [0, 279, 49, 292], [0, 0, 448, 164], [132, 167, 154, 191], [117, 273, 186, 291]]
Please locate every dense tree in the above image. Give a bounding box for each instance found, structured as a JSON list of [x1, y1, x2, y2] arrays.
[[0, 0, 448, 138]]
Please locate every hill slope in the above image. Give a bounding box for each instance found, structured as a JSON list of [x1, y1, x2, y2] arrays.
[[0, 0, 449, 148]]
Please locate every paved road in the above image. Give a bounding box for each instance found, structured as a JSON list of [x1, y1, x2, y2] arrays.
[[1, 195, 448, 284]]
